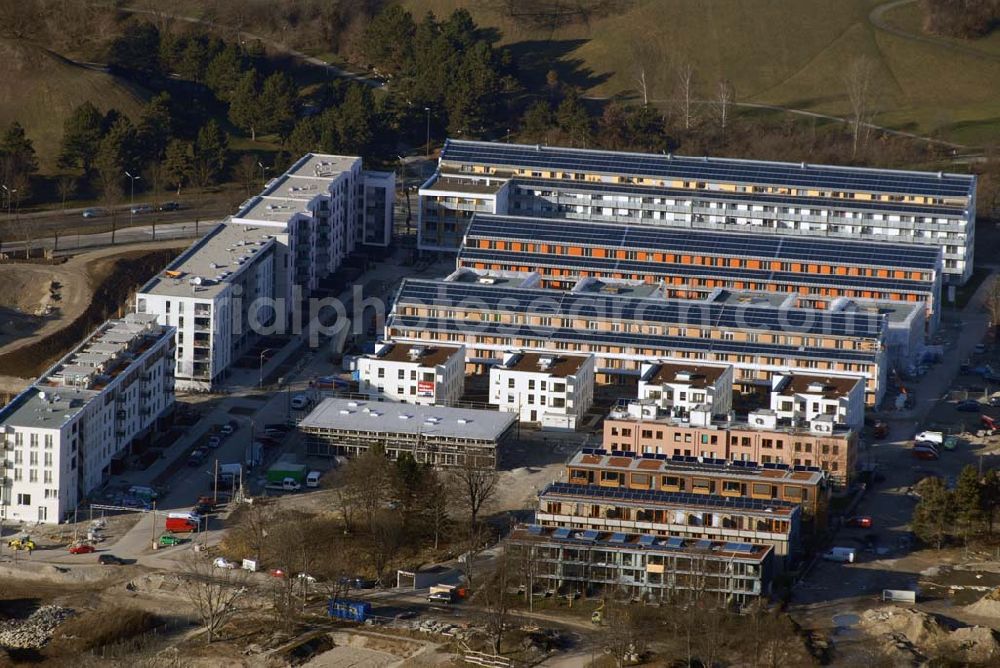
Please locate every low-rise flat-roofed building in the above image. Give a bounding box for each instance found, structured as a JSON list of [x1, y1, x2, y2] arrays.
[[357, 342, 465, 406], [506, 525, 774, 607], [489, 351, 595, 430], [385, 274, 888, 405], [418, 174, 511, 252], [564, 449, 829, 529], [0, 314, 174, 524], [603, 400, 858, 488], [769, 374, 865, 430], [300, 397, 516, 468], [458, 214, 943, 332], [535, 481, 800, 561], [638, 362, 734, 419], [429, 139, 974, 283]]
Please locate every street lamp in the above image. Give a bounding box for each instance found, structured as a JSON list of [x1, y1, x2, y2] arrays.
[[125, 171, 141, 240], [257, 161, 271, 187], [1, 184, 12, 218], [259, 348, 275, 389], [423, 107, 433, 157]]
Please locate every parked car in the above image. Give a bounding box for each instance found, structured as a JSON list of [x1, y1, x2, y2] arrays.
[[69, 543, 95, 554], [957, 400, 982, 412], [158, 201, 181, 211], [974, 343, 988, 354], [214, 557, 237, 569], [427, 591, 453, 603], [98, 554, 124, 565], [912, 448, 940, 461], [220, 421, 236, 437], [187, 448, 207, 466], [158, 534, 186, 547], [270, 568, 287, 578], [990, 396, 1000, 407], [943, 435, 960, 451], [81, 208, 103, 218], [206, 435, 222, 449], [847, 516, 873, 528], [290, 394, 311, 410], [339, 576, 376, 589], [296, 573, 317, 583]]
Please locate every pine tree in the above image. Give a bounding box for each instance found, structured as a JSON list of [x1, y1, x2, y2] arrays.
[[58, 102, 104, 172], [229, 70, 261, 141], [954, 465, 985, 543], [95, 116, 138, 193], [912, 477, 955, 549], [983, 469, 1000, 536], [195, 120, 229, 185], [556, 89, 592, 148], [361, 5, 416, 76], [287, 118, 321, 157], [520, 101, 554, 144], [259, 72, 299, 139], [1, 122, 38, 177], [136, 93, 173, 165], [204, 44, 245, 102], [163, 140, 192, 195], [336, 85, 375, 156]]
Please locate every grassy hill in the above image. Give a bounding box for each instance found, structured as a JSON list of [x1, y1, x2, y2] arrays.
[[401, 0, 1000, 146], [0, 39, 148, 170]]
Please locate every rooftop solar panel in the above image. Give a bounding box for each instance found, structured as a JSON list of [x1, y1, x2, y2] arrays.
[[440, 140, 975, 198], [465, 214, 942, 271], [580, 530, 599, 541], [609, 532, 628, 544], [539, 482, 797, 514], [695, 539, 713, 550], [527, 525, 543, 535], [638, 535, 656, 546], [723, 542, 755, 554], [665, 537, 685, 549], [553, 528, 572, 539]]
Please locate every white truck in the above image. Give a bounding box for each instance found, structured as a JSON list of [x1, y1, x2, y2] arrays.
[[915, 431, 944, 445], [265, 477, 302, 492], [822, 547, 856, 563]]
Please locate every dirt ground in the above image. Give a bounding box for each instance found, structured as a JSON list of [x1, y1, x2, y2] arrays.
[[0, 240, 186, 394]]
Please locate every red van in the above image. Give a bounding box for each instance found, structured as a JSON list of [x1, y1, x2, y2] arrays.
[[165, 517, 197, 533]]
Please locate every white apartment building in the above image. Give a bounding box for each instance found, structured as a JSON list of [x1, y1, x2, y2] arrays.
[[362, 170, 396, 247], [137, 223, 276, 391], [0, 314, 174, 524], [489, 352, 595, 430], [637, 362, 734, 418], [357, 342, 465, 405], [418, 174, 511, 252], [769, 374, 865, 429]]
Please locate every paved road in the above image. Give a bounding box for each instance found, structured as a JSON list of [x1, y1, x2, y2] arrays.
[[1, 220, 206, 256], [869, 0, 1000, 63]]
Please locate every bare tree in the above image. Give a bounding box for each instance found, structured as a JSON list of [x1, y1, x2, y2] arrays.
[[984, 276, 1000, 338], [236, 154, 258, 197], [675, 61, 697, 131], [268, 513, 321, 626], [100, 178, 123, 244], [844, 56, 876, 158], [514, 538, 540, 612], [233, 500, 276, 567], [367, 510, 405, 586], [459, 521, 491, 590], [181, 557, 249, 643], [453, 457, 499, 531], [57, 176, 76, 210], [715, 78, 735, 135], [424, 469, 451, 550], [479, 553, 511, 656], [601, 598, 644, 668], [334, 444, 392, 532]]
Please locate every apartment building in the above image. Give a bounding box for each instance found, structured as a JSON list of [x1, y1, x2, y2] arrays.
[[489, 351, 595, 429], [506, 525, 774, 606], [638, 362, 733, 419], [385, 273, 888, 405], [565, 449, 829, 528], [137, 223, 276, 391], [604, 401, 858, 487], [357, 342, 465, 406], [362, 170, 396, 247], [535, 481, 801, 561], [300, 397, 516, 468], [425, 140, 975, 283], [769, 374, 865, 430], [458, 214, 943, 331], [0, 314, 174, 524], [418, 175, 511, 252]]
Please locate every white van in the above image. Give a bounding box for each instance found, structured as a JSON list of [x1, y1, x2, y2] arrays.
[[915, 431, 944, 445], [822, 547, 856, 563], [306, 470, 322, 488]]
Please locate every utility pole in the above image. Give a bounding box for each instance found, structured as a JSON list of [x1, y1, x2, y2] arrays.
[[150, 501, 157, 548], [424, 107, 431, 158], [125, 171, 141, 236], [214, 459, 220, 505]]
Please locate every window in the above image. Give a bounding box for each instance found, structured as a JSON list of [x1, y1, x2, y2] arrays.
[[44, 434, 53, 448], [631, 473, 651, 488], [43, 453, 52, 467], [600, 471, 621, 483], [398, 369, 405, 380], [722, 480, 741, 494], [29, 434, 38, 447], [642, 430, 653, 439], [43, 471, 52, 484], [528, 380, 536, 390], [751, 483, 772, 496], [508, 378, 515, 389], [16, 493, 30, 506], [662, 476, 683, 490], [692, 478, 711, 493], [377, 368, 384, 378]]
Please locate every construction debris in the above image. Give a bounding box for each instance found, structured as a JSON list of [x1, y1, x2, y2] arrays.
[[0, 605, 74, 649]]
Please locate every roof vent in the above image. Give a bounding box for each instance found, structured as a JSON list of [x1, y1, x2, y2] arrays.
[[938, 171, 943, 179], [398, 414, 411, 420], [800, 162, 807, 169], [339, 409, 351, 415], [457, 418, 470, 424]]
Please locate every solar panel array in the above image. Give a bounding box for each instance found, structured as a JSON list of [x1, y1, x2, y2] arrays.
[[695, 539, 713, 550], [466, 214, 942, 271], [553, 527, 572, 539], [458, 248, 934, 294], [520, 525, 764, 558], [510, 176, 967, 217], [441, 139, 975, 198], [388, 314, 881, 364], [723, 542, 756, 554], [394, 279, 884, 339], [573, 449, 815, 481], [540, 482, 798, 515], [638, 534, 657, 546]]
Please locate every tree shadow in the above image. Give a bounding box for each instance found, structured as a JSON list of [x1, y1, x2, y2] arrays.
[[505, 39, 611, 92]]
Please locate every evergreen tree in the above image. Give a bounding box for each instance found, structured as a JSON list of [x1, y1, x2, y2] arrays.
[[136, 92, 173, 165], [259, 72, 299, 139], [520, 101, 554, 143], [954, 465, 985, 542], [983, 469, 1000, 535], [287, 118, 321, 157], [163, 139, 193, 195], [912, 477, 955, 549], [195, 120, 229, 185], [95, 116, 138, 191], [1, 122, 38, 177], [58, 102, 104, 172], [336, 85, 375, 156], [361, 5, 416, 76], [107, 21, 161, 76], [557, 89, 592, 148], [229, 70, 261, 141], [205, 44, 246, 102]]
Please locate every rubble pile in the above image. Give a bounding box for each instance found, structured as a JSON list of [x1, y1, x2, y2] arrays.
[[0, 605, 74, 649], [859, 606, 999, 663]]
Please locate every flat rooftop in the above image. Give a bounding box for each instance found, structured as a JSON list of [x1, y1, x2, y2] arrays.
[[835, 298, 924, 324], [510, 524, 772, 562], [774, 374, 862, 399], [372, 342, 463, 367], [710, 290, 794, 309], [422, 174, 506, 195], [642, 362, 730, 388], [286, 153, 359, 179], [568, 449, 825, 486], [299, 398, 517, 442], [572, 278, 662, 299], [498, 352, 589, 378], [139, 223, 276, 299], [444, 268, 540, 289]]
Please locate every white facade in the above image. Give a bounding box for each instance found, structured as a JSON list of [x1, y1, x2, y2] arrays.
[[361, 170, 395, 247], [0, 314, 174, 524], [769, 374, 865, 430], [137, 223, 276, 391], [418, 174, 510, 252], [489, 352, 595, 430], [637, 362, 734, 418], [357, 342, 465, 406]]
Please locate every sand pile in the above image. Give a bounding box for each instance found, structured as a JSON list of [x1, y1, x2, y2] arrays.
[[860, 607, 999, 664], [965, 587, 1000, 618]]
